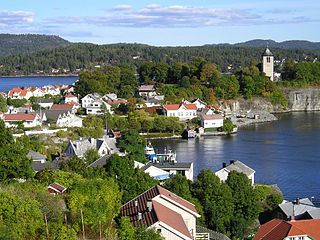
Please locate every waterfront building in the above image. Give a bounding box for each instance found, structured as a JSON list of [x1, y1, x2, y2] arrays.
[[262, 47, 274, 81], [200, 114, 224, 129], [162, 104, 197, 121]]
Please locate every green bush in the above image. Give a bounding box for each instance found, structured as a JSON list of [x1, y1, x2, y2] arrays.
[[266, 193, 284, 209]]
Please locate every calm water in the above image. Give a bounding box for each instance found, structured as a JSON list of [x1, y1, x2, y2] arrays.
[[0, 76, 78, 92], [151, 112, 320, 202]]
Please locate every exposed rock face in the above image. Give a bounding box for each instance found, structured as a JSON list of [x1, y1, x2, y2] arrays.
[[282, 87, 320, 111], [220, 87, 320, 113], [220, 97, 278, 113]]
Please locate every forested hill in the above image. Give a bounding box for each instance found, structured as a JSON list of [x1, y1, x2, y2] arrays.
[[0, 42, 319, 76], [0, 34, 71, 57], [231, 39, 320, 50]]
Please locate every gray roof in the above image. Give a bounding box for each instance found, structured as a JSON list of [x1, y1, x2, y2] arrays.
[[196, 225, 231, 240], [36, 99, 53, 104], [148, 162, 192, 170], [224, 160, 255, 176], [305, 208, 320, 219], [41, 110, 70, 121], [139, 85, 155, 92], [31, 160, 61, 172], [279, 198, 316, 217], [262, 47, 273, 56], [87, 154, 111, 168], [27, 150, 46, 160]]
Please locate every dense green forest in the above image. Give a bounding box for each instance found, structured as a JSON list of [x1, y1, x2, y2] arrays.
[[232, 39, 320, 50], [0, 34, 71, 57], [0, 42, 319, 76]]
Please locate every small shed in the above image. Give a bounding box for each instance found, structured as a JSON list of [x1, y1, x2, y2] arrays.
[[48, 182, 67, 195]]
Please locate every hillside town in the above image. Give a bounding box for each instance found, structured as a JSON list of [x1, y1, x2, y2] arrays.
[[0, 47, 319, 240]]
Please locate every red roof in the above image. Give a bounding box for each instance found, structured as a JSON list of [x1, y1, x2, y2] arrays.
[[121, 185, 198, 239], [201, 114, 224, 120], [8, 88, 22, 96], [108, 99, 127, 105], [65, 93, 76, 98], [121, 185, 199, 219], [4, 113, 38, 121], [163, 104, 197, 111], [66, 101, 80, 106], [153, 201, 192, 239], [51, 104, 73, 110], [48, 182, 66, 193], [254, 219, 320, 240]]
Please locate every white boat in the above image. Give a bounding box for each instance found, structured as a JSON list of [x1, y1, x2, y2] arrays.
[[145, 141, 156, 158], [152, 149, 176, 164]]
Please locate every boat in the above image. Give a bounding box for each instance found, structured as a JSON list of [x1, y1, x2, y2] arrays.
[[145, 141, 156, 160], [152, 148, 176, 163]]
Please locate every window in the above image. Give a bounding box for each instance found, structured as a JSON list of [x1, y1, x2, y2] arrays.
[[298, 237, 304, 240], [157, 229, 161, 233], [267, 57, 271, 63]]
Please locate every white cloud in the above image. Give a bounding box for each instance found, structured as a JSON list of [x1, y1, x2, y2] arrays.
[[0, 10, 35, 26], [111, 5, 132, 11], [45, 4, 318, 28]]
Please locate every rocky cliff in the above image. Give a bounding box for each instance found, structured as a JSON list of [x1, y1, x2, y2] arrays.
[[220, 87, 320, 112], [282, 87, 320, 111]]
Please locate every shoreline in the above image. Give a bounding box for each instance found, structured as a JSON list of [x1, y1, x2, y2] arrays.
[[0, 74, 78, 78]]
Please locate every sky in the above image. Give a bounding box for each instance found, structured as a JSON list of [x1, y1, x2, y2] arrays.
[[0, 0, 319, 46]]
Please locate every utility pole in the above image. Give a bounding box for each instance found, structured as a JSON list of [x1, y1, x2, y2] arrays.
[[22, 213, 27, 240], [44, 214, 50, 240], [80, 209, 85, 240]]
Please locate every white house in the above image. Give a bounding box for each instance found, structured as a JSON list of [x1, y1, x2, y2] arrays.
[[215, 160, 255, 185], [162, 104, 197, 121], [36, 99, 54, 109], [56, 112, 82, 128], [81, 93, 102, 108], [121, 185, 201, 240], [86, 100, 112, 115], [186, 98, 207, 109], [8, 88, 33, 100], [41, 110, 82, 128], [64, 137, 118, 158], [200, 114, 224, 129], [64, 93, 78, 104], [138, 85, 156, 97], [31, 88, 46, 97], [140, 165, 170, 181], [2, 113, 43, 128]]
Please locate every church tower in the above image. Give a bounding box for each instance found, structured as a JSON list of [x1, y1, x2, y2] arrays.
[[262, 48, 274, 81]]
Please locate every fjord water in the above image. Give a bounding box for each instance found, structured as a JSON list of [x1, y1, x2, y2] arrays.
[[151, 112, 320, 202], [0, 76, 78, 92]]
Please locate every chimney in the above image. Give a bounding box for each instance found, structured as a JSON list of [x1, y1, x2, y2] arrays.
[[138, 212, 142, 221], [135, 200, 138, 207], [147, 200, 153, 212], [230, 160, 234, 165], [296, 198, 300, 205], [222, 162, 226, 168]]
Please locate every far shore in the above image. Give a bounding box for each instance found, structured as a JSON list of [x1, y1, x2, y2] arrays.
[[0, 74, 78, 78]]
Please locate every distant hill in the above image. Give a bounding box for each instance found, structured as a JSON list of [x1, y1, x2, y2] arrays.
[[0, 42, 319, 76], [0, 34, 72, 57], [232, 39, 320, 50]]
